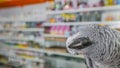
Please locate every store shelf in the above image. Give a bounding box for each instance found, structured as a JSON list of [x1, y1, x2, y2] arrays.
[[47, 5, 120, 14], [16, 48, 84, 59], [44, 34, 68, 38], [45, 50, 84, 58], [14, 28, 44, 32], [43, 21, 120, 27], [0, 45, 84, 59], [17, 56, 45, 63], [0, 37, 32, 41], [43, 22, 92, 26], [0, 28, 44, 32], [0, 52, 44, 63], [15, 47, 84, 58], [0, 18, 46, 22]]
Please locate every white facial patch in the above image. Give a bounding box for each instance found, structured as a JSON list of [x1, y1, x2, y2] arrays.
[[66, 32, 81, 55]]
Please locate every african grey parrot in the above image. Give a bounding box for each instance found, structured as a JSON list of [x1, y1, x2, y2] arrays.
[[66, 24, 120, 68]]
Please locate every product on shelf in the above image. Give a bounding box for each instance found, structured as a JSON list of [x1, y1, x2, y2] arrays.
[[0, 55, 8, 64], [64, 26, 70, 36], [72, 0, 78, 9], [117, 0, 120, 4], [63, 0, 73, 10], [45, 25, 95, 39], [13, 22, 26, 29], [26, 22, 43, 28], [56, 14, 63, 22], [0, 21, 43, 29], [54, 1, 63, 10], [57, 26, 62, 35], [16, 53, 35, 59], [48, 15, 56, 23], [17, 43, 29, 48], [3, 22, 13, 29], [0, 22, 44, 50], [44, 27, 51, 34], [44, 37, 67, 47], [47, 11, 102, 22], [27, 41, 41, 48], [47, 26, 70, 36], [15, 49, 38, 58], [47, 0, 119, 11], [104, 0, 115, 6], [47, 1, 55, 10], [88, 0, 102, 7], [78, 0, 89, 8], [0, 55, 25, 68], [61, 13, 77, 22], [102, 11, 120, 21], [50, 26, 56, 34], [58, 26, 64, 35]]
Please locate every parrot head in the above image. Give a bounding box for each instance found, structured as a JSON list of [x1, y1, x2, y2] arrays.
[[66, 32, 94, 55], [66, 24, 110, 55], [68, 37, 93, 50]]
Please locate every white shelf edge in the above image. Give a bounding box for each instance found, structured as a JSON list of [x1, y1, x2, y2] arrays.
[[0, 28, 44, 32], [43, 22, 96, 26], [14, 28, 44, 32], [47, 5, 120, 14], [0, 37, 44, 41], [0, 19, 45, 22], [43, 21, 120, 28], [44, 34, 68, 38]]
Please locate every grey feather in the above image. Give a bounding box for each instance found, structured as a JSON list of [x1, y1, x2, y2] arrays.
[[66, 24, 120, 68]]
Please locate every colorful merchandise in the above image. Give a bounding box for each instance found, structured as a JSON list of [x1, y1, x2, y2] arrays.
[[63, 0, 73, 10], [117, 0, 120, 4], [47, 0, 119, 11]]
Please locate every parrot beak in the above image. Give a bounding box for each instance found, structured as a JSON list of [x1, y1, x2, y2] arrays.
[[68, 37, 93, 50]]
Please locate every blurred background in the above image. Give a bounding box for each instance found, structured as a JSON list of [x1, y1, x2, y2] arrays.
[[0, 0, 120, 68]]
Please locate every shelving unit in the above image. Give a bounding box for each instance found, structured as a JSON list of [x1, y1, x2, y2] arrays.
[[0, 28, 44, 32], [44, 34, 68, 38], [1, 1, 120, 68], [0, 51, 44, 63], [43, 4, 120, 67], [0, 36, 43, 41], [43, 21, 120, 27], [47, 5, 120, 14], [1, 5, 119, 59], [0, 44, 84, 59]]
